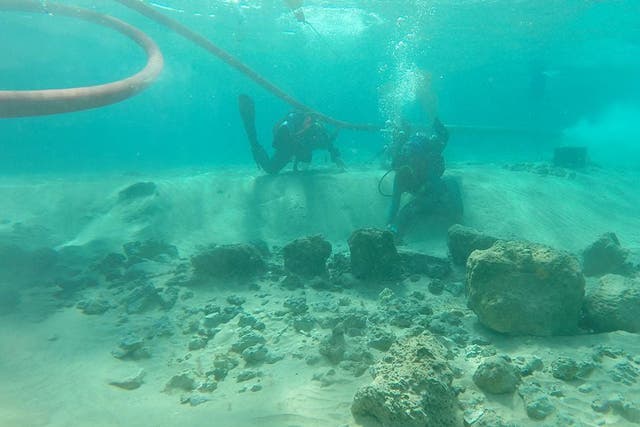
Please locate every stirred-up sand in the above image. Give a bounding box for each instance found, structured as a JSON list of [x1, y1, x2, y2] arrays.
[[0, 163, 638, 427]]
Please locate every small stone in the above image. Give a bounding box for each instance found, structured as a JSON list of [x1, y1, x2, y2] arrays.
[[109, 369, 145, 390], [242, 345, 269, 364], [526, 396, 555, 420], [236, 369, 260, 382], [180, 394, 210, 406], [199, 379, 218, 392], [473, 356, 520, 394], [226, 295, 246, 306], [551, 357, 579, 381], [165, 372, 196, 392], [188, 336, 208, 351]]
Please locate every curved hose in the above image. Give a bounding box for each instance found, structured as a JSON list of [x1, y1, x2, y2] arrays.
[[377, 169, 394, 197], [115, 0, 381, 131], [0, 0, 163, 118]]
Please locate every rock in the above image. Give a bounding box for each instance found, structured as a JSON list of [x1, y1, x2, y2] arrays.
[[518, 382, 555, 420], [77, 297, 111, 315], [582, 232, 631, 276], [398, 250, 451, 279], [94, 253, 126, 281], [241, 345, 269, 365], [180, 394, 210, 406], [283, 296, 308, 315], [367, 328, 396, 352], [351, 334, 461, 427], [292, 314, 316, 332], [199, 379, 218, 393], [236, 369, 260, 382], [466, 240, 585, 336], [472, 356, 520, 394], [109, 368, 145, 390], [123, 239, 178, 263], [212, 354, 239, 381], [551, 356, 579, 381], [447, 224, 498, 266], [348, 228, 400, 280], [319, 327, 346, 364], [118, 182, 157, 203], [231, 328, 266, 353], [191, 244, 265, 279], [148, 315, 174, 338], [525, 396, 555, 420], [188, 336, 209, 351], [583, 274, 640, 333], [203, 305, 241, 328], [125, 284, 162, 314], [282, 235, 332, 277], [165, 372, 197, 392], [111, 334, 151, 360], [226, 295, 246, 306]]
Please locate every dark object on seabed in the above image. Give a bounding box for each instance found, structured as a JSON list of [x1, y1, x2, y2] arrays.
[[553, 146, 588, 169], [118, 182, 158, 202]]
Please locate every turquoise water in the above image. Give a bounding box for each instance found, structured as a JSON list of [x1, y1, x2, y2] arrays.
[[1, 0, 639, 172]]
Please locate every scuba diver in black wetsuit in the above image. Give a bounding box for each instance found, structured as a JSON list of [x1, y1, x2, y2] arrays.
[[385, 117, 454, 235], [238, 94, 345, 174]]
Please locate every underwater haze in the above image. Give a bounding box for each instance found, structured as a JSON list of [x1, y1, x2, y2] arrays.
[[2, 2, 640, 427], [1, 0, 639, 172]]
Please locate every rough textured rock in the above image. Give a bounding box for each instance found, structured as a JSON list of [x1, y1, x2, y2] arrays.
[[447, 224, 498, 266], [582, 232, 631, 277], [583, 274, 640, 333], [466, 240, 585, 336], [191, 244, 265, 279], [348, 228, 400, 280], [282, 235, 332, 277], [398, 250, 451, 279], [472, 356, 520, 394], [351, 334, 461, 427]]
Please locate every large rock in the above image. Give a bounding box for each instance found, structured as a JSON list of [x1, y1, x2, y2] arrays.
[[582, 232, 631, 277], [191, 244, 265, 279], [351, 334, 461, 427], [466, 240, 585, 336], [348, 228, 400, 280], [583, 274, 640, 333], [282, 235, 331, 277], [447, 224, 498, 266]]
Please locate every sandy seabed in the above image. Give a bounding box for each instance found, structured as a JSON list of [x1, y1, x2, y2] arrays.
[[0, 163, 638, 427]]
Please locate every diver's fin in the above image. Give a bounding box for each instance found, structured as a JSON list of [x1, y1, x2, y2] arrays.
[[238, 94, 258, 149]]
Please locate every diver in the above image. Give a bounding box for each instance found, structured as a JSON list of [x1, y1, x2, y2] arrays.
[[385, 116, 454, 236], [238, 94, 345, 174]]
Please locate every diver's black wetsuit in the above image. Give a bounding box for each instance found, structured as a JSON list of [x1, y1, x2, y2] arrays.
[[386, 118, 449, 232], [256, 112, 341, 174]]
